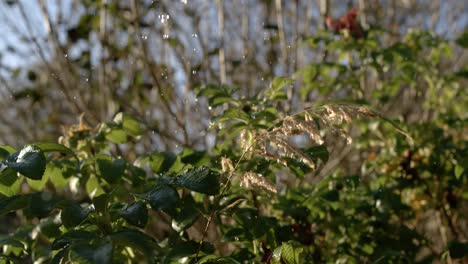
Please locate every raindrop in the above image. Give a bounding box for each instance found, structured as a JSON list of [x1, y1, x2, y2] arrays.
[[208, 106, 212, 110], [141, 35, 148, 40], [158, 14, 170, 24], [64, 54, 68, 58], [234, 236, 239, 241], [192, 70, 197, 75], [163, 34, 169, 39], [191, 33, 198, 38]]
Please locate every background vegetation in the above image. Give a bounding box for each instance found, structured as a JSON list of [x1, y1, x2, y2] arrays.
[[0, 0, 467, 263]]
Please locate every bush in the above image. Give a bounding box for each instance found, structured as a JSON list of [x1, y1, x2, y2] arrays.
[[0, 29, 467, 263]]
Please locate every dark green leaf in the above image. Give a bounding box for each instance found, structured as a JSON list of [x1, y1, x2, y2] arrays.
[[59, 202, 90, 228], [69, 237, 112, 264], [0, 167, 18, 186], [0, 194, 30, 215], [0, 238, 25, 249], [176, 166, 220, 195], [304, 145, 329, 163], [4, 145, 46, 180], [455, 31, 468, 48], [111, 229, 158, 257], [0, 145, 16, 159], [198, 255, 241, 264], [52, 230, 97, 250], [26, 192, 58, 218], [142, 184, 179, 216], [164, 240, 199, 260], [34, 142, 78, 160], [119, 201, 148, 228], [96, 157, 126, 184], [149, 151, 178, 174]]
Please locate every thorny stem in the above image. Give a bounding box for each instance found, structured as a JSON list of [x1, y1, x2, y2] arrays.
[[195, 104, 414, 257]]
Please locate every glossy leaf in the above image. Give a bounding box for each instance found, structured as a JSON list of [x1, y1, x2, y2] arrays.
[[119, 201, 148, 228], [176, 166, 220, 195], [69, 237, 112, 264], [142, 184, 179, 216], [3, 145, 46, 180]]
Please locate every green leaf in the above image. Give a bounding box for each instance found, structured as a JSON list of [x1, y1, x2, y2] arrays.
[[110, 229, 158, 257], [45, 163, 68, 189], [119, 201, 148, 228], [0, 167, 19, 186], [26, 172, 49, 191], [265, 76, 294, 100], [26, 192, 58, 218], [455, 31, 468, 48], [34, 142, 77, 160], [86, 175, 105, 198], [196, 84, 235, 107], [180, 148, 210, 166], [69, 237, 112, 264], [0, 238, 25, 249], [176, 166, 220, 195], [0, 174, 22, 197], [454, 164, 464, 180], [164, 240, 199, 260], [141, 184, 179, 216], [96, 156, 126, 184], [105, 129, 127, 144], [198, 255, 241, 264], [148, 151, 179, 174], [304, 145, 329, 163], [52, 230, 97, 250], [3, 145, 46, 180], [58, 202, 90, 228], [272, 241, 304, 264], [0, 194, 30, 215], [0, 145, 16, 160], [216, 108, 251, 124], [114, 113, 143, 137]]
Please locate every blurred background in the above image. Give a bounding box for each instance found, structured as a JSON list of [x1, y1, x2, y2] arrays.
[[0, 0, 466, 151]]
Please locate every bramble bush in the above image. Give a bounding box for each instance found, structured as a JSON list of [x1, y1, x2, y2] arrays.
[[0, 28, 467, 263]]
